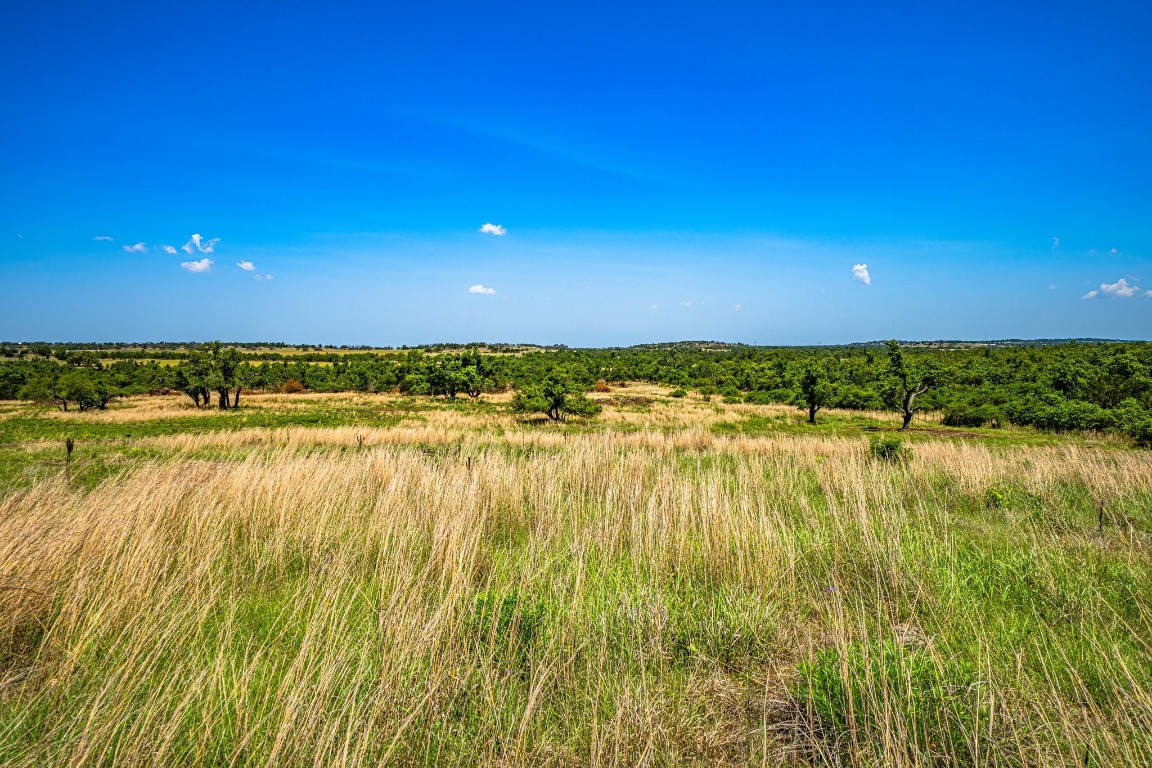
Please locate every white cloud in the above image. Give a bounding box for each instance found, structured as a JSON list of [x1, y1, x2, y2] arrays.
[[1110, 247, 1118, 255], [478, 223, 506, 236], [679, 300, 692, 307], [182, 233, 220, 254], [1052, 236, 1060, 250], [1048, 284, 1057, 290], [237, 260, 255, 271], [255, 274, 273, 281], [1144, 290, 1152, 298], [733, 304, 743, 311], [468, 283, 496, 294], [852, 263, 871, 285], [162, 244, 178, 255], [650, 304, 658, 310], [1098, 278, 1140, 298], [122, 242, 147, 253], [93, 235, 113, 242], [180, 258, 213, 273], [1082, 290, 1099, 300]]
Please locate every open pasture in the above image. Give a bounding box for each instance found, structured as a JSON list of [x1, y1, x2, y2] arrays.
[[1, 390, 1150, 766]]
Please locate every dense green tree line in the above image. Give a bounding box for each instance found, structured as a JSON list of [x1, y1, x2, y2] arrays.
[[2, 341, 1150, 443]]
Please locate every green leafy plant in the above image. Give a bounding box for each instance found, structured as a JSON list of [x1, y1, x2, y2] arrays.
[[869, 435, 909, 462]]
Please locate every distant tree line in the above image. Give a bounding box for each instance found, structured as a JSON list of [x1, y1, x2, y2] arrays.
[[2, 340, 1150, 443]]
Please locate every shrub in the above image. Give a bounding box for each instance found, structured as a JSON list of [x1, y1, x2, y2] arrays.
[[593, 379, 612, 393], [942, 404, 991, 428], [280, 379, 305, 394], [744, 390, 776, 405], [869, 436, 909, 462], [669, 388, 688, 398]]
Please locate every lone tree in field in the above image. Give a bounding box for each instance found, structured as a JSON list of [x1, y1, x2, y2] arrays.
[[792, 359, 835, 424], [511, 374, 602, 422], [883, 339, 940, 430]]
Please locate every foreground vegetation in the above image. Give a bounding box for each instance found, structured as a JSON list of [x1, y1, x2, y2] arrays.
[[1, 390, 1150, 766]]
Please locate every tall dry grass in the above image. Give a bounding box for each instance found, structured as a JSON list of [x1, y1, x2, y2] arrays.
[[1, 406, 1150, 766]]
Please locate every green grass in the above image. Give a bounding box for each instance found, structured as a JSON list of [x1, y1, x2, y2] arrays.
[[1, 394, 1151, 765]]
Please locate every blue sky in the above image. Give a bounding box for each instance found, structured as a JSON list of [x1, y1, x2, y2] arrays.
[[2, 1, 1149, 345]]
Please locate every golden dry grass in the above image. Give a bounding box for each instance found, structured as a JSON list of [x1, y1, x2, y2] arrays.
[[0, 394, 1150, 766]]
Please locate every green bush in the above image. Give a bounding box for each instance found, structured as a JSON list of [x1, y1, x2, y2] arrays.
[[942, 405, 988, 428], [668, 388, 688, 398], [869, 436, 909, 462]]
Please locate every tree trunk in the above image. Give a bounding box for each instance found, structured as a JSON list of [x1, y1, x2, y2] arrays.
[[901, 410, 914, 430], [217, 389, 230, 409], [809, 404, 818, 424], [232, 387, 242, 408]]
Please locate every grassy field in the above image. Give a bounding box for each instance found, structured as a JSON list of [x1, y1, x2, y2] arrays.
[[1, 388, 1150, 766]]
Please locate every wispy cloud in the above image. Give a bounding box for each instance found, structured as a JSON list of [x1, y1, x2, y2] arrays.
[[1083, 278, 1141, 299], [237, 260, 255, 271], [254, 274, 273, 281], [180, 258, 213, 273], [478, 223, 506, 236], [1052, 236, 1060, 250], [93, 235, 113, 242], [1110, 247, 1118, 255], [679, 300, 692, 307], [468, 283, 496, 294], [182, 233, 220, 254], [122, 242, 147, 253], [162, 245, 178, 255], [852, 263, 871, 284], [1145, 290, 1152, 298], [733, 304, 743, 311]]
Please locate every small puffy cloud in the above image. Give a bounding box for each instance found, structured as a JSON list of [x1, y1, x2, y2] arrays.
[[468, 283, 496, 294], [237, 260, 255, 271], [162, 244, 178, 255], [733, 304, 743, 311], [182, 233, 220, 254], [122, 242, 147, 253], [180, 258, 213, 273], [1082, 290, 1099, 300], [1099, 278, 1140, 298], [650, 304, 658, 310], [478, 223, 506, 236], [1110, 247, 1118, 255], [679, 300, 692, 307], [93, 235, 113, 242], [852, 263, 871, 284], [1052, 236, 1060, 250], [1144, 290, 1152, 298]]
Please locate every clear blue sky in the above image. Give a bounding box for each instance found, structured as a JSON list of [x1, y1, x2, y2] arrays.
[[2, 1, 1149, 345]]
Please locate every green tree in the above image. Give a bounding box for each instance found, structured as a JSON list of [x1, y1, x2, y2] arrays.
[[883, 340, 941, 431], [511, 374, 601, 422], [174, 348, 213, 407], [793, 359, 835, 424], [19, 371, 69, 411]]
